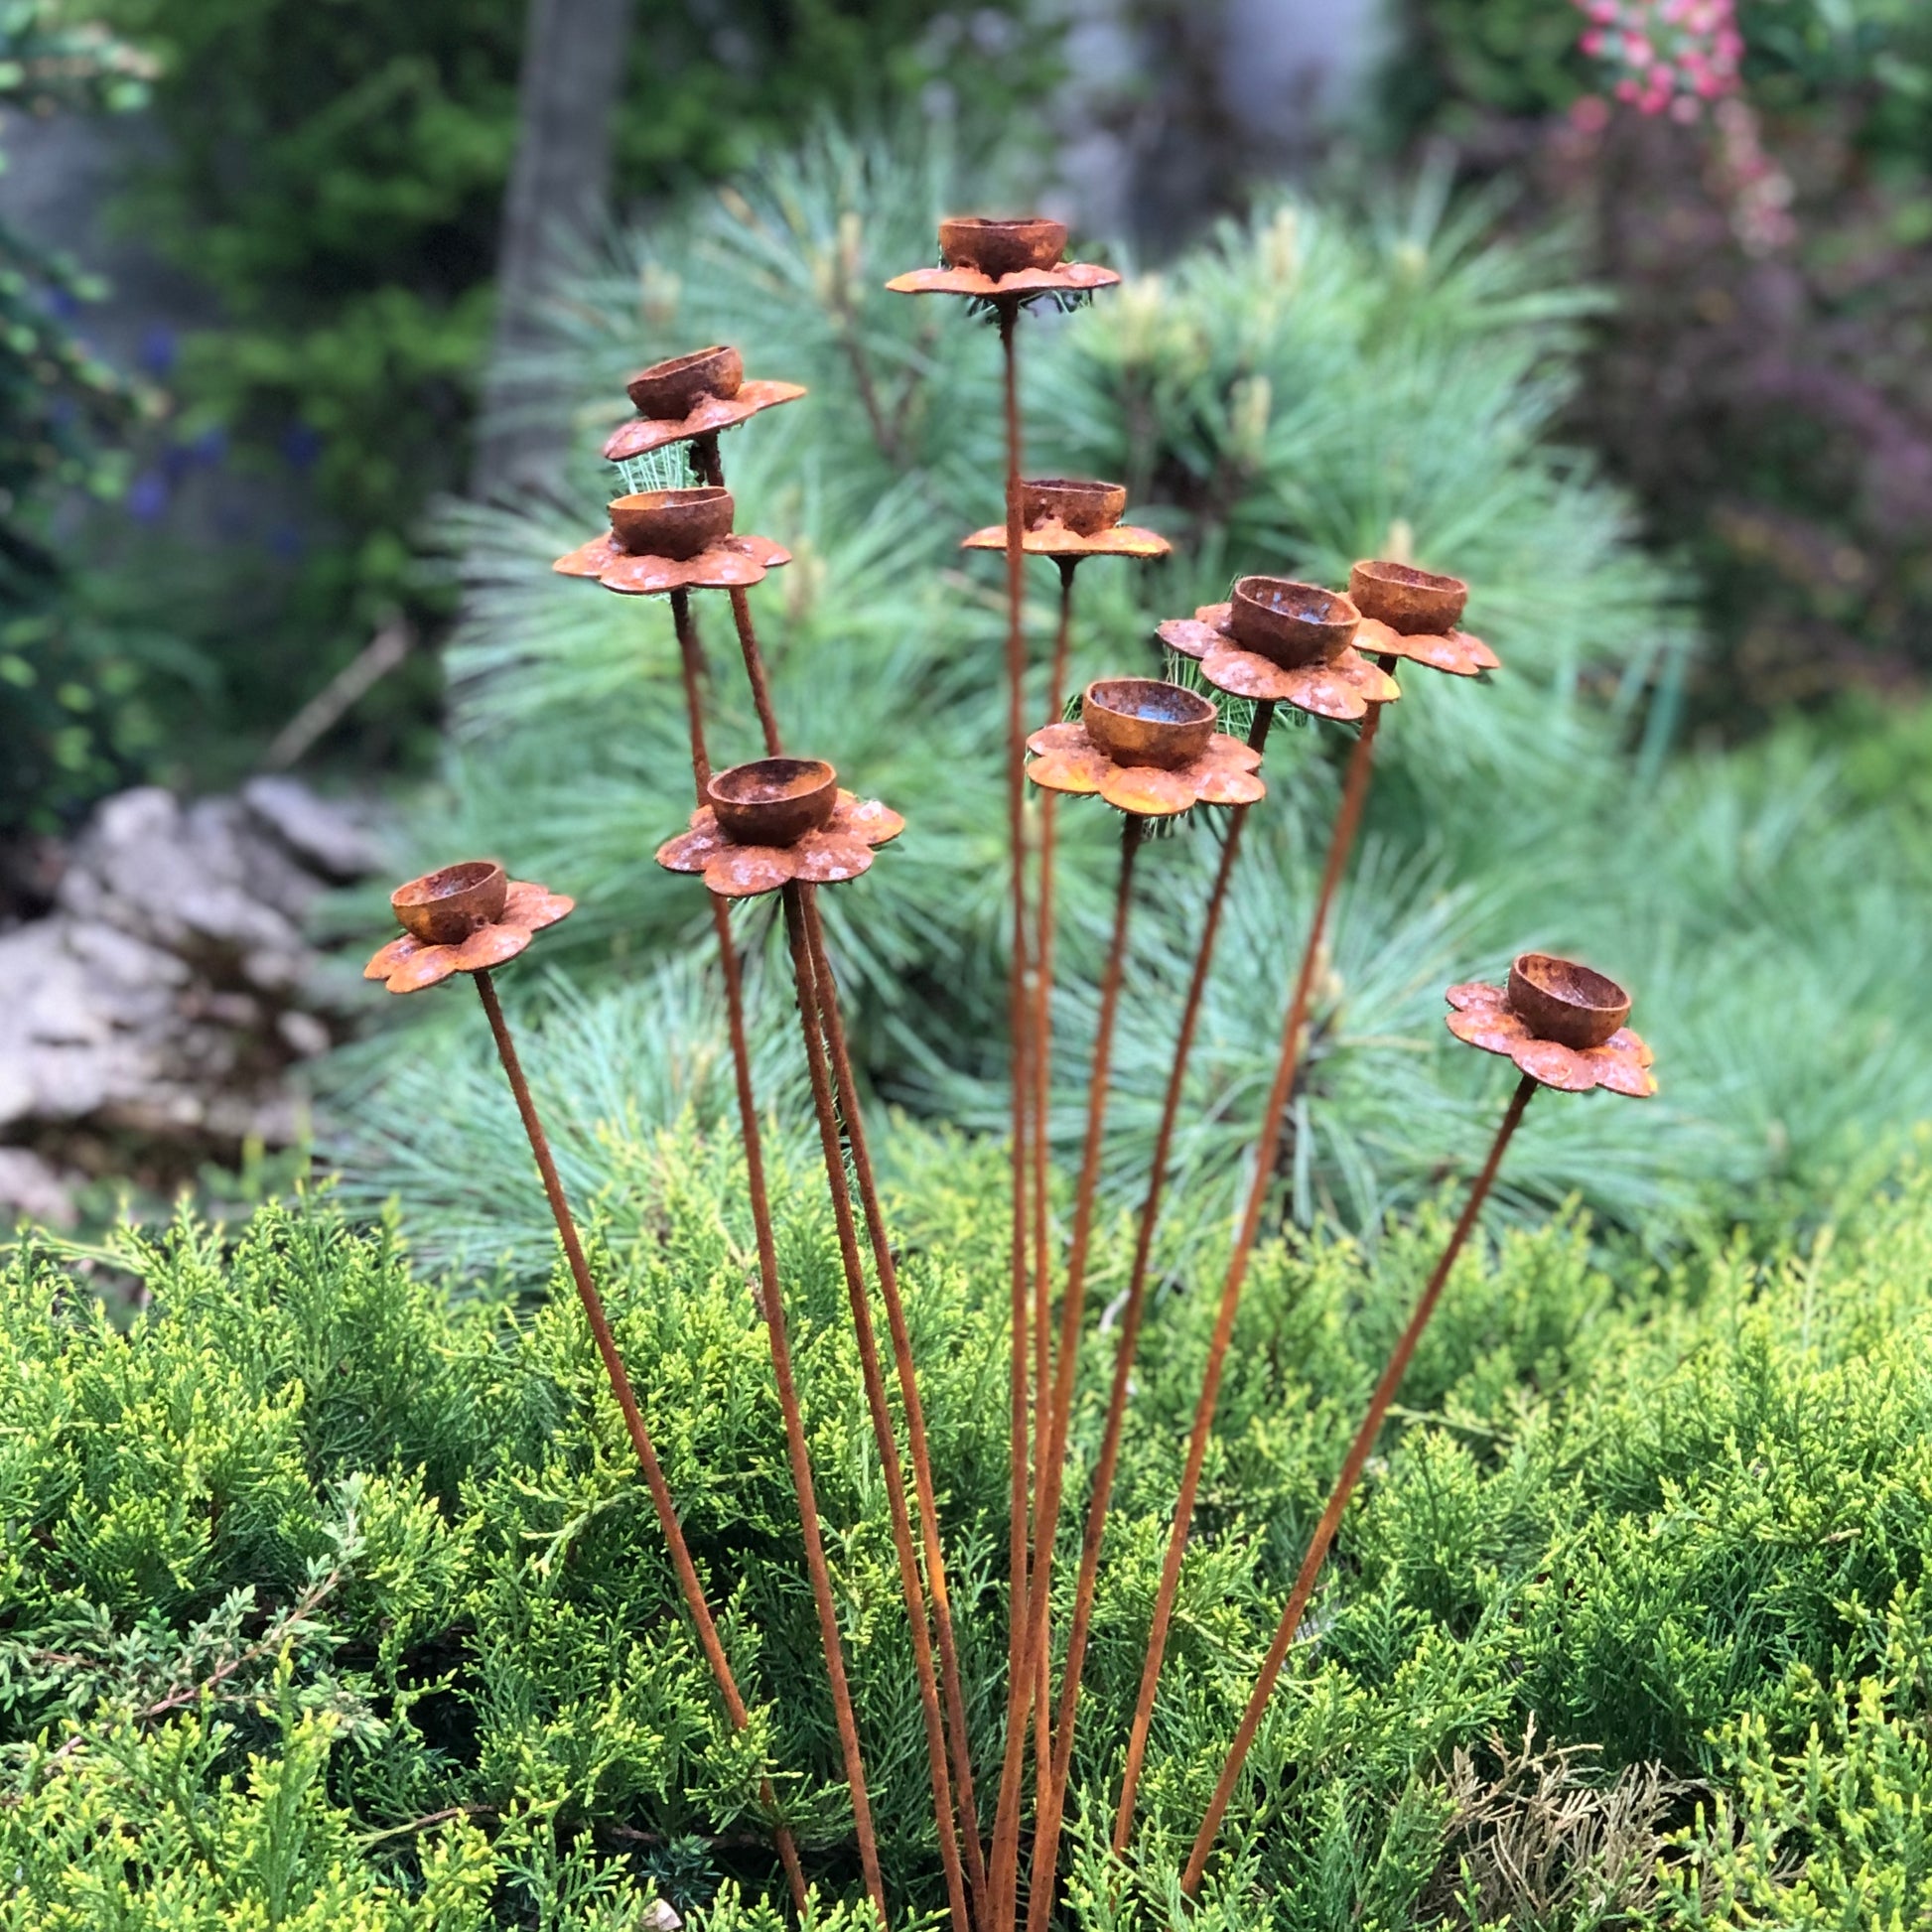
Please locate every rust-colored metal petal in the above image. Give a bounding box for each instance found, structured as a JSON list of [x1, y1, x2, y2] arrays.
[[789, 833, 878, 884], [702, 844, 800, 898], [553, 532, 623, 578], [1097, 763, 1197, 817], [1608, 1025, 1656, 1068], [501, 881, 576, 933], [1187, 754, 1267, 807], [829, 793, 906, 849], [383, 942, 466, 995], [655, 823, 728, 874], [1587, 1039, 1659, 1097], [1027, 720, 1090, 758], [363, 933, 424, 980], [885, 261, 1122, 299], [1027, 748, 1108, 796], [1509, 1035, 1602, 1093], [450, 922, 533, 975], [1445, 981, 1507, 1014], [1155, 612, 1229, 662], [1206, 732, 1263, 774], [963, 520, 1172, 560], [601, 379, 808, 462], [1447, 1003, 1532, 1055], [598, 539, 784, 596], [1356, 616, 1501, 678]]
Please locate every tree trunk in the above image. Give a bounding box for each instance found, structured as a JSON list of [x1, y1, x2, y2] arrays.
[[472, 0, 636, 503]]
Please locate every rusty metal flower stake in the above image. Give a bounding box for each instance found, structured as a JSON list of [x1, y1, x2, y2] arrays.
[[1181, 955, 1654, 1894], [556, 389, 918, 1920], [986, 676, 1264, 1927], [893, 223, 1125, 1751], [363, 863, 809, 1913], [965, 476, 1173, 1813], [1113, 562, 1498, 1851]]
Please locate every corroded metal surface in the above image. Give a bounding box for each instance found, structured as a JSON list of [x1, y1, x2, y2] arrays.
[[1026, 683, 1264, 817], [363, 863, 572, 993], [888, 211, 1122, 304], [1446, 963, 1657, 1096], [962, 476, 1171, 560], [655, 770, 903, 897], [468, 964, 811, 1916], [1182, 1070, 1542, 1896], [602, 343, 805, 462], [1159, 602, 1400, 719], [1349, 558, 1499, 677], [551, 528, 790, 594]]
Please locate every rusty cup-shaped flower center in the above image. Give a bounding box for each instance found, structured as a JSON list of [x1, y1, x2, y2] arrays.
[[1023, 477, 1128, 535], [1081, 678, 1217, 770], [392, 860, 508, 945], [609, 487, 735, 561], [1506, 952, 1632, 1050], [708, 757, 840, 846], [1348, 559, 1469, 637], [937, 214, 1067, 278], [1227, 576, 1361, 668], [625, 345, 744, 418]]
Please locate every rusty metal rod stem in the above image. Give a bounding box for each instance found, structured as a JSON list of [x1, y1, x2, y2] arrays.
[[1026, 703, 1276, 1929], [1181, 1071, 1538, 1893], [1113, 693, 1389, 1853], [994, 809, 1144, 1931], [690, 433, 784, 757], [1029, 556, 1078, 1793], [474, 966, 808, 1913], [670, 590, 713, 795], [782, 883, 966, 1932], [799, 891, 992, 1922], [994, 299, 1035, 1850]]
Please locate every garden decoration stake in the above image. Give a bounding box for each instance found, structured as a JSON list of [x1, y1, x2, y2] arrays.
[[779, 869, 973, 1932], [1115, 562, 1496, 1850], [557, 463, 906, 1922], [595, 364, 981, 1869], [963, 476, 1172, 1791], [1182, 953, 1655, 1895], [891, 216, 1123, 1812], [363, 864, 811, 1915], [985, 678, 1264, 1928]]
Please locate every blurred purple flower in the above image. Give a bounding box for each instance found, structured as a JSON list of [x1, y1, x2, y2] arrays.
[[127, 471, 169, 522], [280, 422, 324, 472], [139, 325, 177, 377]]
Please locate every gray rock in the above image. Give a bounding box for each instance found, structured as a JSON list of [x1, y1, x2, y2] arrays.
[[0, 778, 382, 1185], [0, 1149, 80, 1230]]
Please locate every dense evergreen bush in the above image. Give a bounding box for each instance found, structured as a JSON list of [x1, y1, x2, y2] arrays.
[[7, 1140, 1932, 1925]]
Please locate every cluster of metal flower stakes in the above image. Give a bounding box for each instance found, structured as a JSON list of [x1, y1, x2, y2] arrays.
[[365, 215, 1657, 1928]]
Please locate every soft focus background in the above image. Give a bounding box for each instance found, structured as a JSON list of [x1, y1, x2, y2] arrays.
[[1, 0, 1927, 1252]]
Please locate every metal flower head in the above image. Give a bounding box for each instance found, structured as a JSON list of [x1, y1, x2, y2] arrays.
[[887, 215, 1121, 308], [1348, 560, 1499, 678], [1027, 678, 1265, 817], [364, 861, 574, 994], [1446, 953, 1656, 1096], [552, 487, 790, 594], [655, 758, 905, 898], [602, 345, 806, 463], [1158, 577, 1401, 722], [962, 478, 1171, 562]]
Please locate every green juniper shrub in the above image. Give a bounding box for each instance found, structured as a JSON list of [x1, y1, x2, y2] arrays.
[[7, 1129, 1932, 1925]]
